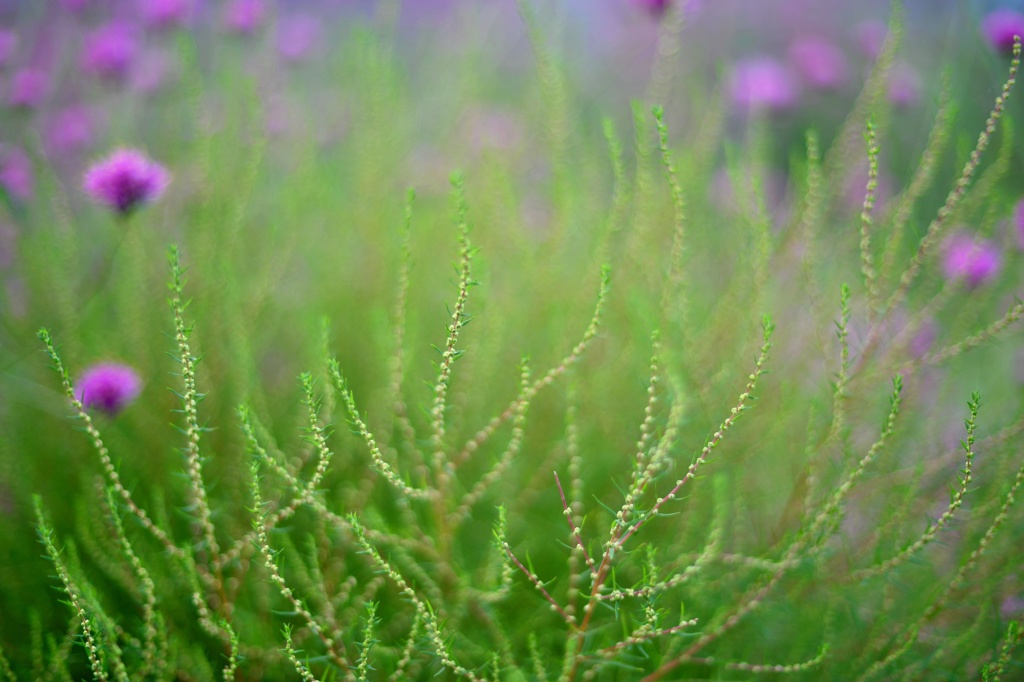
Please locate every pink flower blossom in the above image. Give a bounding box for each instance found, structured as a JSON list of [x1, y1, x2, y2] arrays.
[[9, 68, 48, 108], [942, 232, 1001, 288], [909, 320, 937, 358], [1001, 594, 1024, 617], [278, 13, 321, 63], [0, 147, 33, 202], [83, 22, 139, 80], [731, 57, 799, 113], [982, 9, 1024, 55], [789, 37, 848, 90], [141, 0, 194, 29], [225, 0, 265, 35], [83, 149, 169, 214], [1015, 199, 1024, 251], [632, 0, 670, 17], [45, 105, 95, 155], [0, 30, 18, 69], [854, 20, 888, 59], [887, 63, 921, 109], [76, 362, 142, 416]]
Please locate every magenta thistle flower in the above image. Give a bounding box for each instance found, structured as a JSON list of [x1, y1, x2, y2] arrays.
[[854, 20, 887, 59], [76, 362, 142, 416], [225, 0, 265, 35], [141, 0, 194, 29], [278, 13, 321, 63], [0, 146, 33, 202], [730, 57, 799, 113], [983, 9, 1024, 55], [45, 105, 96, 155], [9, 67, 48, 108], [909, 320, 937, 359], [83, 22, 139, 80], [0, 30, 18, 69], [1014, 199, 1024, 251], [83, 149, 169, 214], [887, 63, 921, 109], [942, 232, 1002, 288], [632, 0, 670, 17], [789, 37, 848, 90]]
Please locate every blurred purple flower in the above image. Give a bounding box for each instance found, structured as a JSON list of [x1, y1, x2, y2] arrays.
[[1015, 199, 1024, 250], [854, 20, 887, 59], [0, 30, 18, 69], [76, 362, 142, 416], [9, 67, 48, 108], [789, 37, 848, 90], [0, 147, 33, 202], [83, 149, 169, 214], [278, 13, 321, 63], [632, 0, 670, 17], [731, 57, 799, 113], [46, 105, 95, 155], [942, 232, 1001, 287], [1002, 594, 1024, 617], [59, 0, 89, 11], [141, 0, 194, 29], [887, 63, 921, 109], [83, 22, 139, 80], [909, 320, 937, 358], [225, 0, 265, 35], [982, 9, 1024, 55], [467, 107, 524, 154]]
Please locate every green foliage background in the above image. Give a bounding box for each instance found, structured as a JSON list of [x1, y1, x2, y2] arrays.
[[1, 2, 1023, 680]]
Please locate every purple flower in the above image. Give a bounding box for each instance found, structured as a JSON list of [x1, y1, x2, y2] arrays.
[[278, 13, 321, 63], [83, 149, 169, 214], [1002, 594, 1024, 617], [731, 57, 799, 113], [942, 232, 1002, 288], [909, 320, 937, 359], [225, 0, 265, 35], [789, 37, 847, 90], [1015, 199, 1024, 251], [45, 105, 95, 155], [854, 20, 887, 59], [887, 63, 921, 109], [983, 9, 1024, 55], [9, 68, 48, 108], [0, 146, 33, 202], [141, 0, 194, 28], [632, 0, 670, 17], [83, 22, 139, 80], [76, 362, 142, 416], [0, 30, 18, 69]]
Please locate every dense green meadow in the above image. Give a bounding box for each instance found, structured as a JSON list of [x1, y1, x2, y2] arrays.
[[1, 0, 1024, 679]]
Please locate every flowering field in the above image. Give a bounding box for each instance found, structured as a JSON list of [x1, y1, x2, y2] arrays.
[[2, 1, 1024, 680]]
